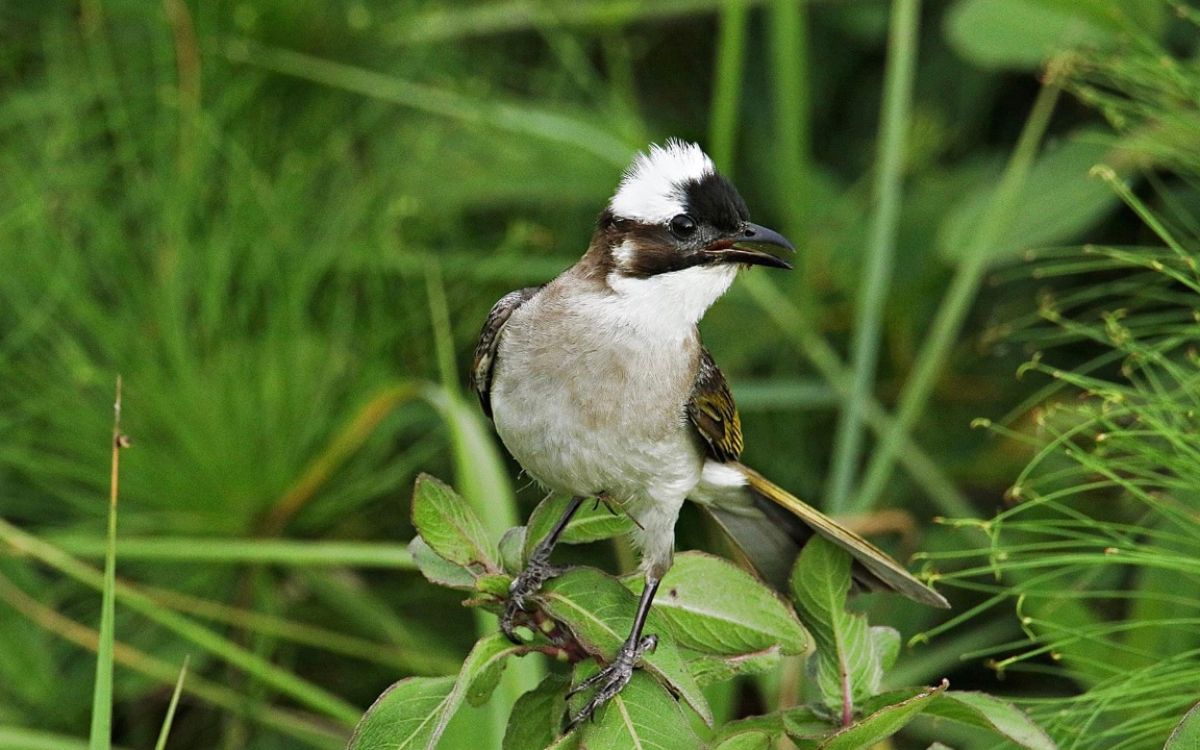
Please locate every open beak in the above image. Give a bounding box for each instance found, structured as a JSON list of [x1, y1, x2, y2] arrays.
[[702, 222, 795, 270]]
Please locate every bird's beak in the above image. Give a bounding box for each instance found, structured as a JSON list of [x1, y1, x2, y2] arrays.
[[702, 223, 795, 270]]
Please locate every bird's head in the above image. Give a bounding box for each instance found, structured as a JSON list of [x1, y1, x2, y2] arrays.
[[593, 140, 795, 280]]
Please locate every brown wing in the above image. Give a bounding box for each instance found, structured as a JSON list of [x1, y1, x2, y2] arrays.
[[469, 286, 542, 418], [687, 347, 743, 463]]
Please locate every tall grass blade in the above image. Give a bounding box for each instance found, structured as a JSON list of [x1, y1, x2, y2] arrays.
[[708, 0, 748, 172], [826, 0, 923, 513], [852, 67, 1065, 512], [87, 376, 123, 750]]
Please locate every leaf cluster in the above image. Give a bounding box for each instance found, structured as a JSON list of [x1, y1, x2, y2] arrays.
[[354, 475, 1055, 750]]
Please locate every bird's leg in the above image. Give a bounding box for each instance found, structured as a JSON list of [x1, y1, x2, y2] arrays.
[[501, 495, 585, 643], [565, 576, 661, 729]]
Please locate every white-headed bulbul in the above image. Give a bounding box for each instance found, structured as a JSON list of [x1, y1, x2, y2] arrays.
[[470, 140, 948, 726]]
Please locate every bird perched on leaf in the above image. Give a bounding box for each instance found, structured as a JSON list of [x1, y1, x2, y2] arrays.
[[470, 140, 948, 728]]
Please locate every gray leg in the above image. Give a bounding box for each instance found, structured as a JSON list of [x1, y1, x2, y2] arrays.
[[501, 496, 586, 643], [565, 576, 661, 729]]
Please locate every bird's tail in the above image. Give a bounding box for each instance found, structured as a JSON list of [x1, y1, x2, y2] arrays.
[[692, 461, 948, 609]]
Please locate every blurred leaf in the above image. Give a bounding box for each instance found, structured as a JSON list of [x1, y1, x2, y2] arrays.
[[523, 495, 635, 561], [410, 474, 499, 573], [347, 634, 522, 750], [817, 682, 946, 750], [498, 527, 527, 576], [502, 675, 569, 750], [629, 552, 807, 656], [869, 626, 900, 673], [790, 538, 884, 718], [945, 0, 1132, 70], [539, 567, 712, 725], [939, 132, 1123, 264], [923, 692, 1057, 750], [567, 668, 701, 750], [1166, 702, 1200, 750], [710, 730, 773, 750]]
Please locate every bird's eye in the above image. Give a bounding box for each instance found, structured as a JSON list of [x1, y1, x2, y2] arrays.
[[669, 214, 698, 239]]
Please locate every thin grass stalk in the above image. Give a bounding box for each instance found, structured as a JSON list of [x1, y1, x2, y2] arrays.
[[708, 0, 748, 173], [153, 657, 188, 750], [42, 537, 415, 568], [852, 71, 1065, 513], [768, 0, 810, 238], [88, 377, 122, 750], [825, 0, 923, 513]]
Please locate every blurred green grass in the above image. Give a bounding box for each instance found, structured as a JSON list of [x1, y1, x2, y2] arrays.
[[0, 0, 1187, 748]]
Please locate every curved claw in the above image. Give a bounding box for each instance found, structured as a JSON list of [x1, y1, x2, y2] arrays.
[[500, 553, 564, 643], [565, 634, 657, 731]]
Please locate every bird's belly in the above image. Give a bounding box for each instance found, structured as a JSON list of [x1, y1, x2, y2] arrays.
[[489, 341, 703, 504]]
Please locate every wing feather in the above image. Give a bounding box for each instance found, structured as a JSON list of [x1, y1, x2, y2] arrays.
[[686, 347, 743, 463], [470, 286, 542, 418]]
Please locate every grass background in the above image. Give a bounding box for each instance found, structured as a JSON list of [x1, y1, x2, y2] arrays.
[[0, 1, 1195, 748]]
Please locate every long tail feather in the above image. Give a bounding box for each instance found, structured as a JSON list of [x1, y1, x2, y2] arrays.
[[695, 462, 948, 609]]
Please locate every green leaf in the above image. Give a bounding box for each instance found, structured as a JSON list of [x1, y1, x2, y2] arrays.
[[503, 675, 569, 750], [939, 132, 1124, 264], [1166, 702, 1200, 750], [498, 526, 527, 576], [410, 474, 499, 572], [409, 536, 477, 591], [790, 538, 883, 717], [712, 705, 829, 743], [818, 682, 946, 750], [523, 495, 635, 561], [629, 552, 808, 656], [924, 691, 1057, 750], [869, 626, 900, 673], [681, 647, 782, 687], [347, 676, 456, 750], [711, 730, 773, 750], [539, 567, 712, 725], [348, 634, 522, 749], [568, 668, 701, 750], [945, 0, 1123, 71]]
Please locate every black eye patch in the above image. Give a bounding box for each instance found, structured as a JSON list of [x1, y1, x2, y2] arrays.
[[682, 173, 750, 231]]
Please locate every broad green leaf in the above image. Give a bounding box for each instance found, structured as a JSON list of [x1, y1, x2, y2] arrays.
[[540, 567, 712, 725], [818, 682, 946, 750], [409, 536, 477, 591], [682, 647, 782, 687], [709, 705, 830, 743], [348, 634, 522, 750], [410, 474, 498, 571], [568, 667, 701, 750], [946, 0, 1124, 71], [503, 675, 569, 750], [924, 691, 1057, 750], [523, 495, 635, 561], [629, 552, 808, 656], [347, 676, 455, 750], [869, 627, 900, 673], [939, 132, 1124, 264], [790, 538, 883, 717], [1166, 702, 1200, 750], [711, 730, 773, 750]]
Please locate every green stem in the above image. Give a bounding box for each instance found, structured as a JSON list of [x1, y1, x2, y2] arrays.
[[852, 76, 1064, 513], [708, 0, 749, 173], [768, 0, 810, 235], [826, 0, 923, 513]]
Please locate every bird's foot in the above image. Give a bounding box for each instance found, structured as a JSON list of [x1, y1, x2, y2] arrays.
[[500, 548, 563, 643], [565, 634, 657, 730]]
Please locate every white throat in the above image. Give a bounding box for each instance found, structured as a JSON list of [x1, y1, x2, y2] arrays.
[[604, 264, 737, 334]]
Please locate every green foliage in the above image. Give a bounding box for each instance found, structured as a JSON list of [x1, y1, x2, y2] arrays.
[[391, 475, 1054, 749]]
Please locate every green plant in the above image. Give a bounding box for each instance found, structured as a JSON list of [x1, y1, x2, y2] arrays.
[[352, 475, 1056, 749]]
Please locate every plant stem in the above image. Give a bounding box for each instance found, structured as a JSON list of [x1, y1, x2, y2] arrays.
[[852, 74, 1064, 513], [826, 0, 923, 513], [708, 0, 748, 173], [88, 376, 122, 750]]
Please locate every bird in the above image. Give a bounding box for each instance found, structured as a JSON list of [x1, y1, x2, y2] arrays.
[[469, 139, 948, 727]]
